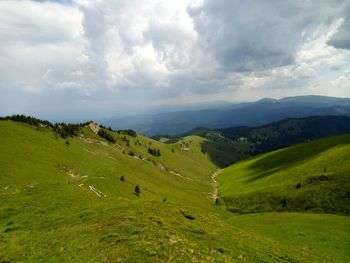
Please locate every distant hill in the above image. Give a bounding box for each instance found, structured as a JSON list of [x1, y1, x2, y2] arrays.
[[160, 115, 350, 165], [101, 95, 350, 136], [198, 115, 350, 153], [218, 134, 350, 215]]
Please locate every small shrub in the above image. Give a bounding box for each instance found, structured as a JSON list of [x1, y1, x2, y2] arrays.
[[281, 196, 287, 207], [134, 185, 141, 195]]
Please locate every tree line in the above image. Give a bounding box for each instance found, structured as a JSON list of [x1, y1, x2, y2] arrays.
[[97, 129, 116, 143], [1, 115, 139, 143], [0, 114, 91, 139], [148, 147, 161, 156]]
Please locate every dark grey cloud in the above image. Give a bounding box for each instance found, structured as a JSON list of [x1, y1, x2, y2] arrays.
[[188, 1, 299, 71], [328, 3, 350, 50], [189, 0, 347, 72]]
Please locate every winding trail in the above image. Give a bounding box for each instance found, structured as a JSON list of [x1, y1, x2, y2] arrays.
[[211, 170, 222, 201]]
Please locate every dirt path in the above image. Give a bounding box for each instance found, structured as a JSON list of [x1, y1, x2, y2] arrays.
[[88, 185, 106, 197], [211, 170, 221, 201], [78, 183, 106, 197]]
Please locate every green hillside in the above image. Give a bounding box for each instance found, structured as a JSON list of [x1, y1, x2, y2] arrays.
[[183, 115, 350, 155], [0, 120, 220, 207], [154, 133, 251, 168], [1, 119, 349, 262], [218, 134, 350, 215]]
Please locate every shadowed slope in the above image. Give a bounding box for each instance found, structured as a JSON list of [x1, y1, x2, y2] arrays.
[[218, 134, 350, 215]]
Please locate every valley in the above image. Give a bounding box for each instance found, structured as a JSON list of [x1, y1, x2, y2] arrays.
[[0, 117, 349, 262]]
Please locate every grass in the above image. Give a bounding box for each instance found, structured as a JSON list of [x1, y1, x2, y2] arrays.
[[230, 212, 350, 262], [0, 120, 349, 262], [218, 134, 350, 215], [0, 121, 219, 207]]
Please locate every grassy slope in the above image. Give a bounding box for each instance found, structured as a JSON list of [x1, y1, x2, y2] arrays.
[[1, 121, 349, 262], [155, 133, 251, 168], [218, 134, 350, 214], [0, 121, 219, 207], [230, 212, 350, 262]]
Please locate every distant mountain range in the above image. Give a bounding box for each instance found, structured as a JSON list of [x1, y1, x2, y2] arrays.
[[100, 95, 350, 136]]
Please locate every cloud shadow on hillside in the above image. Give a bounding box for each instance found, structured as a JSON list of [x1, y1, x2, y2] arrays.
[[245, 135, 350, 182]]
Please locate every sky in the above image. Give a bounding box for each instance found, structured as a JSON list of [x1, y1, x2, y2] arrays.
[[0, 0, 350, 120]]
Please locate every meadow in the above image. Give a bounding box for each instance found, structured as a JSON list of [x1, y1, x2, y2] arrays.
[[0, 120, 349, 262]]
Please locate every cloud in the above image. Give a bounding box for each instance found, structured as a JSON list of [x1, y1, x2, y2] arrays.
[[0, 1, 87, 93], [329, 23, 350, 50], [293, 63, 316, 79], [189, 0, 350, 72], [189, 0, 303, 72], [328, 2, 350, 50], [331, 69, 350, 89], [0, 0, 349, 119]]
